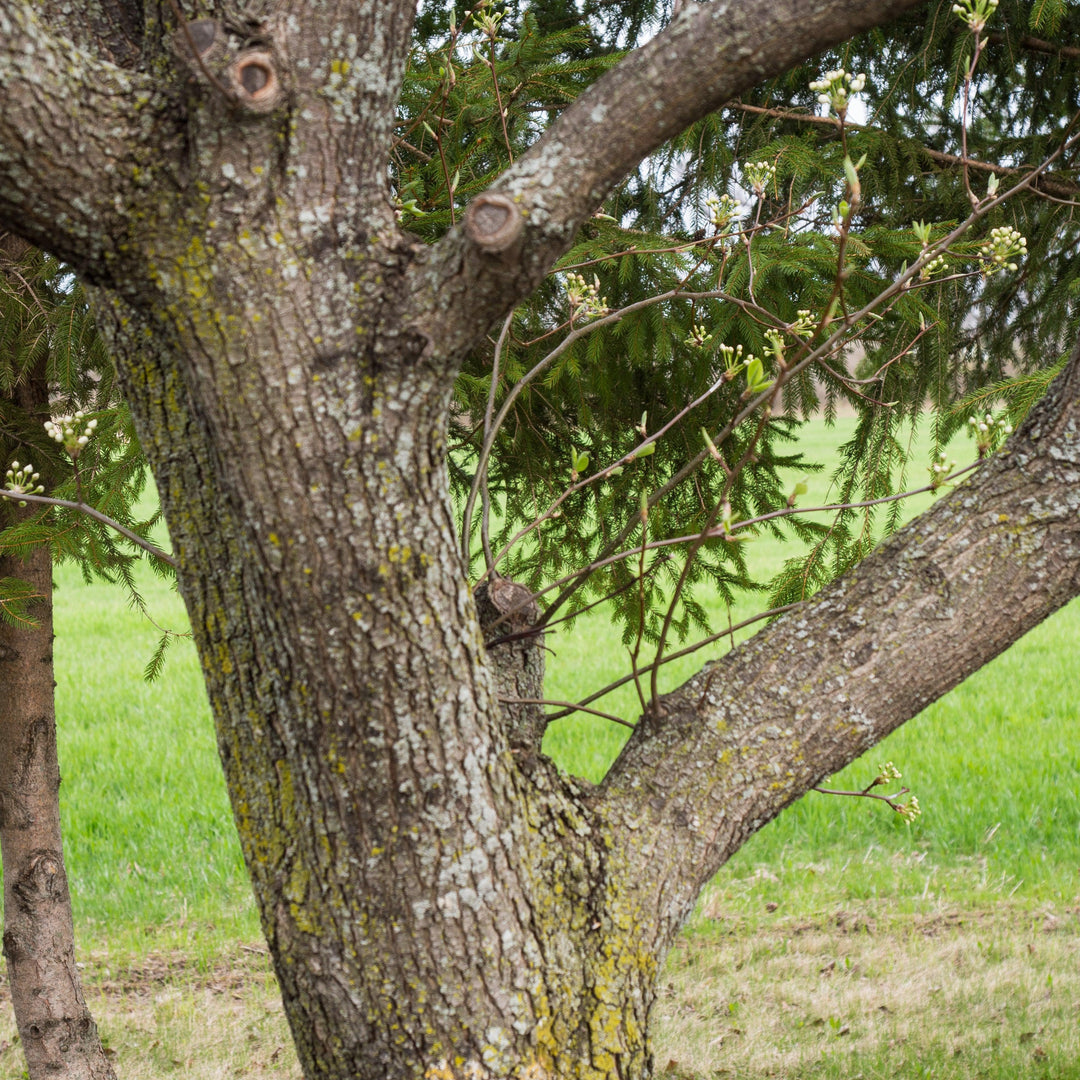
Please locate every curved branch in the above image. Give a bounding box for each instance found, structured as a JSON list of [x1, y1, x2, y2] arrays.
[[408, 0, 930, 358], [0, 488, 178, 567], [0, 2, 161, 269], [600, 343, 1080, 929]]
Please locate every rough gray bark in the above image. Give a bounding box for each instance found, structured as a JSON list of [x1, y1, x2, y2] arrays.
[[0, 321, 117, 1080], [602, 348, 1080, 937], [6, 2, 1080, 1079]]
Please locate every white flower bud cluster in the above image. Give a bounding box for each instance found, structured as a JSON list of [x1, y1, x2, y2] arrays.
[[474, 0, 504, 39], [744, 160, 776, 198], [919, 253, 949, 281], [704, 193, 741, 232], [929, 450, 958, 489], [4, 461, 44, 506], [877, 761, 902, 783], [952, 0, 998, 32], [44, 410, 98, 458], [685, 323, 713, 348], [980, 226, 1027, 274], [718, 342, 754, 373], [969, 411, 1012, 455], [790, 310, 815, 338], [808, 69, 866, 117], [896, 795, 921, 823], [969, 412, 1012, 435], [564, 273, 608, 322]]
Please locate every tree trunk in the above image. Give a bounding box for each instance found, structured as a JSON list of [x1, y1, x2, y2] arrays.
[[0, 321, 117, 1080], [91, 290, 664, 1078]]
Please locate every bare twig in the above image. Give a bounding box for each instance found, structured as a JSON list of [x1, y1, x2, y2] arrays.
[[727, 100, 1080, 199], [537, 125, 1080, 628], [542, 602, 801, 723], [463, 310, 515, 568], [165, 0, 236, 104], [498, 696, 634, 729]]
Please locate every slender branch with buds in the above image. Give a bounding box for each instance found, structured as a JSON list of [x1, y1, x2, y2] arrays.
[[0, 489, 177, 568]]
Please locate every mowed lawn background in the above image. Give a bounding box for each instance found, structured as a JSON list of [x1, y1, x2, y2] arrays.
[[2, 415, 1079, 1078]]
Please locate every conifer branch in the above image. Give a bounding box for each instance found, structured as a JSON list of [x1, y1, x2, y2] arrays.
[[726, 101, 1080, 199], [0, 489, 178, 567]]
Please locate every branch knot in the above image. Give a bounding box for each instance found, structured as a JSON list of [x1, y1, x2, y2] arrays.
[[464, 193, 524, 254]]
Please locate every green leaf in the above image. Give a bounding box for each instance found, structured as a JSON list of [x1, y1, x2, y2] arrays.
[[746, 357, 764, 389]]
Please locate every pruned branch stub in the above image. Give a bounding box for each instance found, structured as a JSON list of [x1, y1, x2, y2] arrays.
[[464, 193, 523, 253]]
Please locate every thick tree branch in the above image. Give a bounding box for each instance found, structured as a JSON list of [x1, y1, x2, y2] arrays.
[[0, 3, 163, 271], [407, 0, 930, 358], [988, 31, 1080, 63], [601, 346, 1080, 930]]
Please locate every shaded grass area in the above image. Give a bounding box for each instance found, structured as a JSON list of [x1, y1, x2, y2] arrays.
[[0, 948, 300, 1079], [656, 903, 1080, 1079], [2, 907, 1078, 1079], [1, 415, 1078, 1076]]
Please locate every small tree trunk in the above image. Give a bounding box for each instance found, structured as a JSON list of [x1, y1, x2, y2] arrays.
[[0, 255, 116, 1079], [0, 542, 117, 1080]]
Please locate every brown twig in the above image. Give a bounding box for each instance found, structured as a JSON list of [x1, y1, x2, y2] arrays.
[[165, 0, 236, 105], [497, 696, 635, 729], [0, 489, 178, 567], [727, 100, 1080, 199], [542, 603, 801, 723]]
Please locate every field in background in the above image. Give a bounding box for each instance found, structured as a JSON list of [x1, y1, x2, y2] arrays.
[[1, 415, 1078, 1078]]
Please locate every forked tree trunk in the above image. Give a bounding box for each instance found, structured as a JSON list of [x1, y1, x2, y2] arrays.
[[0, 343, 116, 1080]]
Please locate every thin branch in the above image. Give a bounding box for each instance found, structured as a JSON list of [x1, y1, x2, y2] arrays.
[[542, 603, 801, 722], [498, 696, 635, 729], [164, 0, 236, 104], [537, 126, 1080, 627], [485, 556, 669, 648], [462, 310, 514, 567], [0, 489, 178, 567], [500, 460, 980, 627], [415, 0, 931, 359], [648, 400, 772, 707], [813, 783, 911, 808], [987, 31, 1080, 62], [487, 36, 514, 164], [466, 287, 735, 581], [727, 101, 1080, 199]]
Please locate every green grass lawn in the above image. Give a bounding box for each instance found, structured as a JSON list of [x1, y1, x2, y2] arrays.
[[2, 413, 1077, 1078], [40, 414, 1080, 956], [543, 414, 1080, 915]]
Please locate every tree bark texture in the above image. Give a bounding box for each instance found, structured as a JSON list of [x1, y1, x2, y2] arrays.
[[0, 308, 117, 1080], [6, 2, 1080, 1079]]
